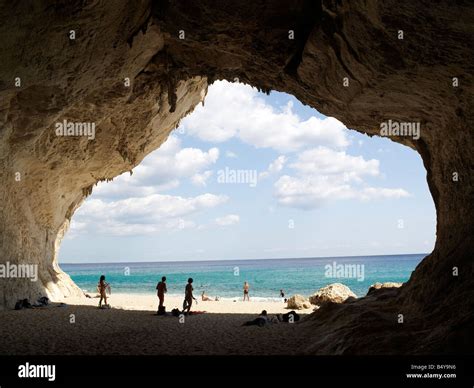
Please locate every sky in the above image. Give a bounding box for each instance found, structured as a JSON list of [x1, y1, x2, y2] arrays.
[[59, 81, 436, 263]]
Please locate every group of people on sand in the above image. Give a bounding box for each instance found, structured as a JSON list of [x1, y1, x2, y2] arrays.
[[242, 309, 300, 327], [97, 275, 286, 312], [157, 276, 198, 314], [97, 275, 200, 313], [156, 276, 253, 313]]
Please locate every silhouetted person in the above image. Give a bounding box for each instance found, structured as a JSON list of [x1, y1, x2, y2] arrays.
[[243, 310, 268, 327], [183, 278, 196, 313], [97, 275, 110, 307], [156, 276, 167, 309]]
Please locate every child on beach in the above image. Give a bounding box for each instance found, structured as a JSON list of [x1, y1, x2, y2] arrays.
[[97, 275, 110, 308], [243, 281, 250, 301]]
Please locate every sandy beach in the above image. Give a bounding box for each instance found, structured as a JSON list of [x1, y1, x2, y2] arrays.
[[0, 293, 313, 355], [70, 292, 315, 314]]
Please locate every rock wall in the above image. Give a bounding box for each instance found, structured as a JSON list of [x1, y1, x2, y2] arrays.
[[0, 1, 472, 352], [0, 1, 208, 306]]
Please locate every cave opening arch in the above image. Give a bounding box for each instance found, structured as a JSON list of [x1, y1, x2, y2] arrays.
[[57, 80, 436, 304], [0, 0, 472, 353]]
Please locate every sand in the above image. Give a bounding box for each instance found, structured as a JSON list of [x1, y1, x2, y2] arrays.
[[69, 292, 314, 314], [0, 293, 314, 355]]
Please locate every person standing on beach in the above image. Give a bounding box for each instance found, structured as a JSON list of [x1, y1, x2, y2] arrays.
[[183, 278, 196, 314], [97, 275, 110, 308], [243, 281, 250, 301], [156, 276, 167, 309]]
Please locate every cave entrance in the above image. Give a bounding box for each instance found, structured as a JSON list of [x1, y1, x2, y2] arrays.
[[0, 0, 471, 357], [57, 80, 436, 308]]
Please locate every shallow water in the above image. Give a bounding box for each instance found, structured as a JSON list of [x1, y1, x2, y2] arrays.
[[61, 254, 425, 299]]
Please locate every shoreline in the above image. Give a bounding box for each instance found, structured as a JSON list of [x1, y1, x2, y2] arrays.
[[81, 290, 288, 302]]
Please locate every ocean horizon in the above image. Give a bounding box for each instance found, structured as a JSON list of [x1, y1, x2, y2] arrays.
[[61, 253, 426, 300]]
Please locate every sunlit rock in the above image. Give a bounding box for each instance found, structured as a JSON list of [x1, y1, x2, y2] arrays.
[[309, 283, 357, 305]]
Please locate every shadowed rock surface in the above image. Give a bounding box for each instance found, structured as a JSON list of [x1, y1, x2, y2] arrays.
[[0, 1, 472, 354]]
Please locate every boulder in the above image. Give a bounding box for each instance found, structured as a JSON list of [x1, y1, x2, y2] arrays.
[[367, 282, 403, 296], [286, 294, 312, 310], [309, 283, 357, 306]]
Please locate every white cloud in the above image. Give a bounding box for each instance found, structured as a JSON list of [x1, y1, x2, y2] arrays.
[[71, 193, 228, 236], [93, 135, 219, 198], [215, 214, 240, 226], [358, 187, 411, 201], [179, 81, 349, 152], [259, 155, 287, 179], [63, 220, 88, 239], [93, 179, 180, 199], [269, 155, 287, 173], [225, 151, 238, 158], [191, 170, 213, 186], [274, 147, 410, 208], [289, 147, 379, 183]]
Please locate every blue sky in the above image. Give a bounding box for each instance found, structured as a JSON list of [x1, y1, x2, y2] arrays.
[[59, 81, 436, 263]]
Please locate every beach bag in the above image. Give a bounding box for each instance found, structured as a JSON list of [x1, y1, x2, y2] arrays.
[[283, 311, 300, 322], [38, 296, 49, 306], [14, 298, 31, 310], [171, 308, 180, 317]]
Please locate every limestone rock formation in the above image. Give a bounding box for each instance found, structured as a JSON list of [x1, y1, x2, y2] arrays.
[[287, 294, 312, 310], [309, 283, 357, 305], [0, 1, 472, 354], [367, 282, 403, 296]]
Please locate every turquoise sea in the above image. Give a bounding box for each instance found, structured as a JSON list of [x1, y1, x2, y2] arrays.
[[61, 254, 425, 300]]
